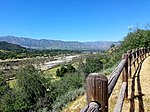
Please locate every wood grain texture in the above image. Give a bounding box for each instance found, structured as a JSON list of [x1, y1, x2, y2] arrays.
[[114, 82, 127, 112]]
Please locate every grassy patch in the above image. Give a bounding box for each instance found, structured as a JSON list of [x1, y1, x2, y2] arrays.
[[8, 79, 17, 88], [0, 50, 8, 52], [63, 94, 86, 112], [43, 66, 61, 79]]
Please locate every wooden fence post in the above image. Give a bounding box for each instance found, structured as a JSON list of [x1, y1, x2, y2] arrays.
[[148, 46, 150, 56], [146, 47, 149, 56], [132, 49, 136, 68], [142, 47, 144, 59], [139, 48, 142, 61], [143, 47, 145, 58], [86, 73, 108, 112], [144, 47, 147, 58], [122, 54, 128, 99], [127, 50, 132, 78], [136, 48, 139, 64]]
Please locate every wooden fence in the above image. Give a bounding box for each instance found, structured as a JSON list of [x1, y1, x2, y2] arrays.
[[80, 47, 150, 112]]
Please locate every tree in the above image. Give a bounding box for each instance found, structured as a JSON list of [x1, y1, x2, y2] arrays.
[[66, 64, 76, 73], [110, 44, 115, 48], [56, 66, 68, 77], [56, 69, 62, 77], [0, 75, 14, 112], [81, 54, 103, 75], [0, 77, 9, 96], [121, 29, 150, 51], [14, 65, 46, 111], [56, 65, 76, 77], [105, 27, 150, 70]]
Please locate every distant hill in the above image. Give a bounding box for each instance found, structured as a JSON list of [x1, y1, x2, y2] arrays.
[[0, 41, 28, 53], [0, 36, 120, 50], [83, 41, 120, 50]]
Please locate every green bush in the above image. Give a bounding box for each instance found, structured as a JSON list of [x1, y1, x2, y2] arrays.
[[80, 54, 103, 75], [0, 65, 47, 112], [121, 29, 150, 51], [66, 64, 76, 73], [56, 64, 76, 77], [46, 72, 84, 110], [52, 87, 85, 112]]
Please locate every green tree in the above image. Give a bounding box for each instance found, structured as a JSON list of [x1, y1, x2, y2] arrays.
[[81, 55, 103, 75], [110, 44, 115, 48], [57, 66, 68, 77], [56, 69, 61, 77], [0, 75, 14, 112], [66, 64, 76, 73], [0, 77, 9, 96], [15, 65, 46, 111], [121, 29, 150, 51], [56, 65, 76, 77]]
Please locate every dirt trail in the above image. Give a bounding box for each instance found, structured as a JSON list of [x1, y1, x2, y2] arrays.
[[123, 56, 150, 112], [139, 56, 150, 111]]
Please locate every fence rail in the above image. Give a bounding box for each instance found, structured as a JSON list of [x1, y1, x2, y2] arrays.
[[80, 46, 150, 112]]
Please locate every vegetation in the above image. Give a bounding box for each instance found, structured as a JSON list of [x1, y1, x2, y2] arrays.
[[43, 66, 61, 79], [95, 27, 150, 75], [79, 54, 103, 76], [121, 28, 150, 51], [0, 65, 46, 112], [52, 87, 85, 111], [56, 64, 76, 77], [0, 65, 84, 112]]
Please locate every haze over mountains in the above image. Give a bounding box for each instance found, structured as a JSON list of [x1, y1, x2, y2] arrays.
[[0, 36, 119, 50]]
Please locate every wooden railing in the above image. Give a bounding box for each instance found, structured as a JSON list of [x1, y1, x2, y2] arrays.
[[81, 47, 150, 112]]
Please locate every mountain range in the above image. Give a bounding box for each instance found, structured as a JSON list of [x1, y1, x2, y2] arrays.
[[0, 36, 120, 50]]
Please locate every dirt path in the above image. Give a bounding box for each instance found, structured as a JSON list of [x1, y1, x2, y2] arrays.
[[139, 56, 150, 111], [121, 56, 150, 112]]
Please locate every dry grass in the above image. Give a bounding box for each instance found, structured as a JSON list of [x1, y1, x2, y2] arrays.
[[63, 95, 87, 112], [8, 79, 17, 88]]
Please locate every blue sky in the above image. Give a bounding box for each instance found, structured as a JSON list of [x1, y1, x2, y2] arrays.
[[0, 0, 150, 42]]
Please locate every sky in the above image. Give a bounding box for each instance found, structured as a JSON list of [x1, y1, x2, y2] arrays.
[[0, 0, 150, 42]]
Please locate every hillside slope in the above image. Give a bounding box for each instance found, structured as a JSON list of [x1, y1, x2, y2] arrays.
[[0, 41, 28, 53]]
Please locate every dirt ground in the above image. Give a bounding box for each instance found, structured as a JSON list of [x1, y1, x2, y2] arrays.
[[138, 56, 150, 111], [123, 56, 150, 112]]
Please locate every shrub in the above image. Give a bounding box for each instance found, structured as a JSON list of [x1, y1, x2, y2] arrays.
[[80, 54, 103, 75], [52, 87, 85, 112], [56, 64, 76, 77]]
